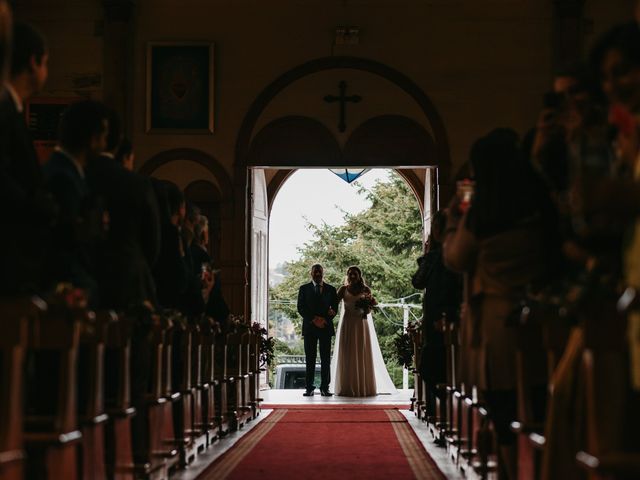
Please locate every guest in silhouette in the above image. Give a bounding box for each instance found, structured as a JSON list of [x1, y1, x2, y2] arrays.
[[85, 110, 161, 309], [0, 21, 53, 294], [412, 210, 462, 415], [153, 181, 189, 310], [115, 138, 135, 171], [43, 100, 109, 304], [444, 129, 558, 479]]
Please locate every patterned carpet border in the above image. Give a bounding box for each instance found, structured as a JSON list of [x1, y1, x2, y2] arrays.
[[386, 410, 447, 479], [200, 409, 287, 479], [199, 407, 444, 480], [260, 404, 411, 410]]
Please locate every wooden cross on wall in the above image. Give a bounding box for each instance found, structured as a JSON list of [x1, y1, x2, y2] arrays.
[[324, 81, 362, 133]]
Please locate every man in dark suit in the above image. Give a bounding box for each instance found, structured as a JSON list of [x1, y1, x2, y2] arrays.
[[297, 264, 338, 396], [85, 111, 161, 310], [43, 100, 109, 304], [0, 22, 52, 294]]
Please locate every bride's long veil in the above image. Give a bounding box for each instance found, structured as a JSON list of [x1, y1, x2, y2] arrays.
[[330, 305, 397, 394]]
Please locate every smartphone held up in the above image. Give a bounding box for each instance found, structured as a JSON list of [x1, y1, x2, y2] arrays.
[[456, 179, 475, 214]]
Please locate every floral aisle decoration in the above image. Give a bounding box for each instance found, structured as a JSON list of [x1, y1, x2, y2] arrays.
[[393, 321, 421, 369], [252, 322, 275, 367]]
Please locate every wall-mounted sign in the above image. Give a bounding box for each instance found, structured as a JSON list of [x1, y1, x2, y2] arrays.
[[26, 97, 79, 164]]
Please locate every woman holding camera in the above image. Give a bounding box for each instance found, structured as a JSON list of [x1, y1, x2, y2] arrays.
[[443, 128, 559, 479]]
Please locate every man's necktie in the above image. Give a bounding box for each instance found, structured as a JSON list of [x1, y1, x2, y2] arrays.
[[315, 284, 321, 295]]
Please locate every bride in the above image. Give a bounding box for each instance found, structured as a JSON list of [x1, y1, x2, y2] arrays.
[[330, 266, 397, 396]]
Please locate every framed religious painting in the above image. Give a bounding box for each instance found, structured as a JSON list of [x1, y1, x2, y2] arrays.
[[146, 42, 214, 133]]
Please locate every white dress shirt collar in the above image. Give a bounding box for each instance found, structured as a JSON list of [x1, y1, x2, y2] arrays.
[[4, 83, 23, 113], [54, 146, 85, 179]]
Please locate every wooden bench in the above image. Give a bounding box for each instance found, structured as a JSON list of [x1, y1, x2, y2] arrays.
[[576, 294, 640, 480], [104, 312, 137, 479], [77, 310, 116, 480], [0, 297, 43, 480], [198, 316, 218, 445], [214, 332, 231, 436], [130, 311, 171, 479], [225, 332, 248, 430], [189, 318, 210, 455], [248, 330, 263, 419], [23, 298, 84, 480]]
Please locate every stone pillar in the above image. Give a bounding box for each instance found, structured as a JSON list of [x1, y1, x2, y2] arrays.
[[552, 0, 586, 71], [102, 0, 135, 133]]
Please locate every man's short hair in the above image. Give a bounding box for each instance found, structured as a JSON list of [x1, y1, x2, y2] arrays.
[[10, 22, 46, 77], [311, 264, 323, 272], [105, 108, 122, 153], [58, 100, 109, 154], [115, 138, 133, 165]]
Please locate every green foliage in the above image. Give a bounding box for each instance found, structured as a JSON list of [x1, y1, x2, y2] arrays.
[[269, 172, 424, 386]]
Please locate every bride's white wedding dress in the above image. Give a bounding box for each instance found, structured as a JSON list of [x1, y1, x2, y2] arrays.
[[330, 288, 397, 396]]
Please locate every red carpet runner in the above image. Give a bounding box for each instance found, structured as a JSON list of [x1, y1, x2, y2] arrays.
[[199, 407, 445, 480]]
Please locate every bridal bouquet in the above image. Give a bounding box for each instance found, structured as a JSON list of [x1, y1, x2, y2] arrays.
[[355, 293, 378, 318]]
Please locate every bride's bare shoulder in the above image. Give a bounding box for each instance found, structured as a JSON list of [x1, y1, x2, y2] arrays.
[[337, 285, 347, 297]]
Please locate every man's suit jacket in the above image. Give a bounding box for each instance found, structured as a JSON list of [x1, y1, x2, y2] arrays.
[[43, 150, 99, 301], [0, 91, 52, 294], [297, 281, 339, 337], [0, 91, 42, 216], [86, 154, 161, 309]]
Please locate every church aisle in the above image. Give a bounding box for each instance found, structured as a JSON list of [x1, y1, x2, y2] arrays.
[[198, 406, 445, 480]]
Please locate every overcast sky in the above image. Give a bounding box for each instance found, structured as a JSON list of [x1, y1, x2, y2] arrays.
[[269, 168, 391, 269]]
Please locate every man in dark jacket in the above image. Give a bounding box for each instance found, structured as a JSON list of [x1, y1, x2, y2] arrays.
[[85, 111, 161, 309], [0, 22, 52, 294], [412, 211, 462, 412], [43, 100, 109, 304], [297, 264, 338, 396]]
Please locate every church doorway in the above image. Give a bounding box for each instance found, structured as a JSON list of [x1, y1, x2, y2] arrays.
[[262, 167, 435, 390], [237, 56, 450, 392]]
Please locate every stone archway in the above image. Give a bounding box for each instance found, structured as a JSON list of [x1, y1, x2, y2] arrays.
[[233, 56, 449, 319]]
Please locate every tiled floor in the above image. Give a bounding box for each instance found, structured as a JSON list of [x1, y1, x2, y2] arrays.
[[262, 387, 415, 405]]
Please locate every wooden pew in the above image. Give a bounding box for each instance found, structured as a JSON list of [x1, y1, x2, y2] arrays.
[[410, 328, 425, 419], [239, 332, 253, 423], [130, 311, 170, 479], [433, 314, 459, 446], [23, 297, 84, 480], [457, 389, 478, 474], [189, 319, 209, 455], [104, 313, 137, 479], [511, 305, 572, 480], [77, 310, 116, 480], [575, 294, 640, 480], [248, 330, 262, 419], [448, 385, 469, 466], [198, 316, 218, 445], [169, 313, 202, 467], [214, 333, 231, 436], [225, 332, 247, 430], [510, 305, 545, 480], [157, 313, 181, 472], [0, 297, 42, 480]]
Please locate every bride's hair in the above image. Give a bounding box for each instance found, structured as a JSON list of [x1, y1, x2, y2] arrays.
[[344, 266, 368, 291]]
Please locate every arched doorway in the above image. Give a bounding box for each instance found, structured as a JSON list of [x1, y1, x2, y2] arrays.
[[235, 56, 449, 325], [140, 148, 236, 303]]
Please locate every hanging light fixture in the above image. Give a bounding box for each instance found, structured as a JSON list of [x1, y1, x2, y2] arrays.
[[329, 168, 370, 184]]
